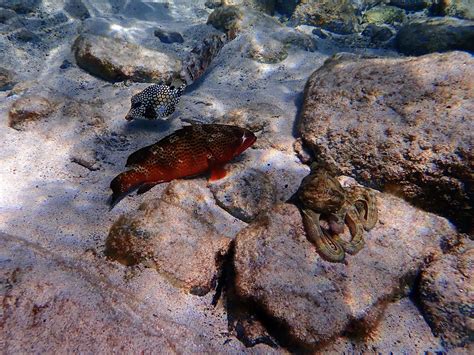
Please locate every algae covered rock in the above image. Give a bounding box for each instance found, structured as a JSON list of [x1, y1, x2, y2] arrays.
[[363, 5, 406, 25], [72, 34, 182, 83], [298, 51, 474, 233], [207, 5, 244, 35], [292, 0, 359, 34], [395, 17, 474, 55]]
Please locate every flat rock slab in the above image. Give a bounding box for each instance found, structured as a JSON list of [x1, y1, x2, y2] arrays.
[[233, 190, 457, 349], [73, 34, 182, 83], [106, 180, 245, 296], [298, 51, 474, 233]]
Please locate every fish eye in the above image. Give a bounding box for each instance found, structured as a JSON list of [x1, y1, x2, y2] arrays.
[[131, 101, 142, 109]]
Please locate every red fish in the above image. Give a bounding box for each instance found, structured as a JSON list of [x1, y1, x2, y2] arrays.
[[109, 124, 256, 207]]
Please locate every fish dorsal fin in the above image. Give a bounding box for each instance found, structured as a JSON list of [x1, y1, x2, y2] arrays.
[[126, 144, 155, 167]]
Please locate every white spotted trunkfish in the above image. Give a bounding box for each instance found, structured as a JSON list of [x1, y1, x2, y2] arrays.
[[125, 83, 186, 121]]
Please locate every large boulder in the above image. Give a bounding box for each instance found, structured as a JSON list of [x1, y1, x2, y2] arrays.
[[72, 34, 182, 83], [418, 238, 474, 349], [395, 17, 474, 55], [233, 189, 458, 349], [105, 180, 245, 296], [298, 51, 474, 233]]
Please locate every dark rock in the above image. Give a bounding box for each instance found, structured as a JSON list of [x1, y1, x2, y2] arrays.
[[64, 0, 90, 20], [233, 195, 456, 349], [59, 59, 72, 70], [389, 0, 433, 10], [362, 23, 395, 43], [312, 27, 328, 38], [419, 238, 474, 349], [8, 95, 56, 130], [72, 34, 181, 83], [205, 0, 223, 9], [0, 0, 41, 14], [275, 0, 299, 16], [105, 180, 244, 295], [0, 7, 17, 23], [10, 28, 40, 42], [298, 51, 474, 233], [154, 28, 184, 44], [0, 67, 15, 91], [395, 17, 474, 55]]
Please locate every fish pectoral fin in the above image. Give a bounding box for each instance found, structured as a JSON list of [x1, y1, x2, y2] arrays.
[[144, 104, 157, 119], [209, 165, 227, 182], [136, 182, 158, 195]]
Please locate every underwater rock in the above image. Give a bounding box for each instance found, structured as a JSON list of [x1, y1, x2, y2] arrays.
[[363, 5, 406, 25], [233, 191, 457, 349], [321, 298, 443, 353], [419, 238, 474, 349], [395, 17, 474, 55], [8, 95, 56, 130], [154, 28, 184, 44], [72, 34, 182, 83], [432, 0, 474, 20], [299, 51, 474, 233], [105, 180, 245, 296], [291, 0, 359, 34], [389, 0, 433, 10], [0, 67, 15, 91]]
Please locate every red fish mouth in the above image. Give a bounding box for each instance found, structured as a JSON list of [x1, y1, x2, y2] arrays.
[[235, 130, 257, 156]]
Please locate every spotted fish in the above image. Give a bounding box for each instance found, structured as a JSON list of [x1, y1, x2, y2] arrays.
[[109, 124, 256, 207], [125, 83, 186, 121]]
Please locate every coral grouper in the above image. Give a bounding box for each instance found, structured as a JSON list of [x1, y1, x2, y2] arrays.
[[109, 124, 256, 207]]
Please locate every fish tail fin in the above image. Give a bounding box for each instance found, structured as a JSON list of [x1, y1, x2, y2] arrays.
[[108, 169, 145, 209]]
